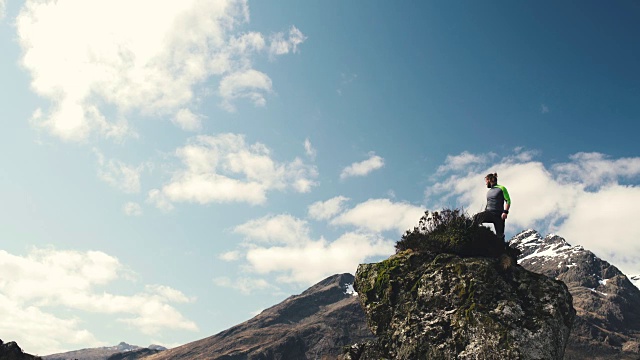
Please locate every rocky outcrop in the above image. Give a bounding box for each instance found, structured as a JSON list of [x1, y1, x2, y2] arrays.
[[512, 229, 640, 360], [346, 250, 576, 360], [0, 339, 42, 360], [145, 273, 373, 360]]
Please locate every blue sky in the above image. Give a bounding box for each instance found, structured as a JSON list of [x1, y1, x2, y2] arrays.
[[1, 0, 640, 355]]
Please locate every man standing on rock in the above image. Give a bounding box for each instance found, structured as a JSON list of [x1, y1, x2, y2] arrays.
[[474, 172, 511, 245]]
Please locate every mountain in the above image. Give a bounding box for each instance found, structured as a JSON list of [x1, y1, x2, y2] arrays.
[[512, 229, 640, 360], [43, 342, 165, 360], [105, 347, 164, 360], [342, 249, 575, 359], [144, 273, 373, 360], [0, 339, 42, 360]]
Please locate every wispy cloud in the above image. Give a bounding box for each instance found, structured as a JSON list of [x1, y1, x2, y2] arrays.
[[17, 0, 305, 141], [425, 150, 640, 275], [219, 251, 241, 261], [304, 138, 316, 160], [340, 152, 384, 179], [331, 198, 424, 233], [219, 69, 273, 112], [435, 151, 495, 176], [0, 0, 6, 20], [234, 214, 311, 245], [269, 26, 306, 56], [172, 108, 203, 132], [308, 196, 350, 221], [213, 277, 275, 295], [0, 247, 197, 355], [123, 202, 143, 216], [148, 134, 318, 208], [95, 150, 145, 193]]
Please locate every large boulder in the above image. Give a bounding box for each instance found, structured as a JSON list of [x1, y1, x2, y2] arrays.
[[346, 250, 575, 360]]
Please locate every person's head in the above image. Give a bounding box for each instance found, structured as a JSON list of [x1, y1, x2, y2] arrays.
[[485, 172, 498, 188]]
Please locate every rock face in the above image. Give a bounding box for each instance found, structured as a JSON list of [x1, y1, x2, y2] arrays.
[[0, 339, 42, 360], [512, 229, 640, 360], [145, 273, 373, 360], [348, 250, 576, 360]]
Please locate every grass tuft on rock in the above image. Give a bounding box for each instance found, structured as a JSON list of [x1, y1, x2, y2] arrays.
[[396, 209, 508, 259]]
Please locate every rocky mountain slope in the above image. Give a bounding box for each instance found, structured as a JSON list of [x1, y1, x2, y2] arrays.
[[144, 273, 373, 360], [0, 339, 42, 360], [512, 229, 640, 360], [343, 250, 575, 360], [105, 347, 164, 360], [43, 342, 165, 360]]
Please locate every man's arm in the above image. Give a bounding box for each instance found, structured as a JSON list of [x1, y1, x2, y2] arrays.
[[498, 185, 511, 220]]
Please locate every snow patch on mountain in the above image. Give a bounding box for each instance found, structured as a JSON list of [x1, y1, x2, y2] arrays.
[[631, 274, 640, 290], [512, 229, 583, 267], [344, 283, 357, 296]]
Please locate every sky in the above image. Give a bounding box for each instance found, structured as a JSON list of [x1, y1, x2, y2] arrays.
[[1, 0, 639, 356]]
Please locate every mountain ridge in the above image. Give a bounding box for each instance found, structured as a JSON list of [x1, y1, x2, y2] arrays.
[[144, 273, 373, 360], [512, 229, 640, 359], [43, 342, 166, 360]]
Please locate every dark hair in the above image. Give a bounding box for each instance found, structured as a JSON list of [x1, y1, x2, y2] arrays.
[[485, 172, 498, 183]]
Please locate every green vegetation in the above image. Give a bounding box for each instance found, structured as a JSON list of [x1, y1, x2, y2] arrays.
[[396, 209, 506, 259]]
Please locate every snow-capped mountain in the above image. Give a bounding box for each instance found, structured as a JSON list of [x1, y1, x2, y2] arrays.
[[511, 229, 640, 360]]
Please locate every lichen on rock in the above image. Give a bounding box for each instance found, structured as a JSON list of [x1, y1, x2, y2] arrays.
[[347, 250, 575, 360]]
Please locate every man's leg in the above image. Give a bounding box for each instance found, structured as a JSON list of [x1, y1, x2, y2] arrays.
[[494, 216, 505, 242], [474, 211, 504, 240]]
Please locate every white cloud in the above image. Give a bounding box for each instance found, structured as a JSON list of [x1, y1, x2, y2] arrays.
[[0, 292, 104, 356], [304, 138, 316, 160], [219, 251, 241, 261], [123, 202, 143, 216], [552, 152, 640, 188], [17, 0, 305, 141], [435, 151, 494, 176], [95, 151, 144, 193], [245, 231, 394, 285], [340, 152, 385, 179], [331, 198, 425, 234], [269, 26, 306, 56], [0, 0, 6, 20], [149, 134, 318, 208], [213, 276, 274, 295], [555, 185, 640, 271], [231, 213, 394, 285], [541, 104, 549, 114], [308, 196, 350, 221], [173, 108, 203, 131], [0, 247, 197, 355], [219, 69, 272, 112], [234, 214, 311, 245], [425, 150, 640, 275]]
